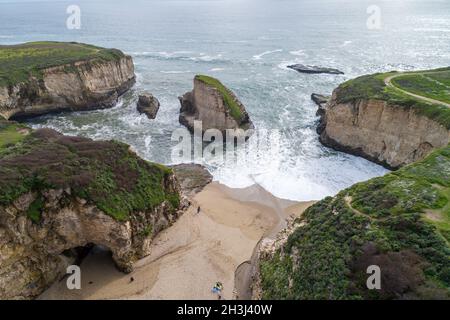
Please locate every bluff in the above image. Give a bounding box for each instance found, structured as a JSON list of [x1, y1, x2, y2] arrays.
[[254, 145, 450, 300], [0, 118, 185, 299], [179, 75, 254, 135], [0, 42, 135, 120], [318, 68, 450, 169]]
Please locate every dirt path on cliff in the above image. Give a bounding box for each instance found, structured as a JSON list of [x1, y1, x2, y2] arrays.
[[39, 182, 313, 300], [384, 72, 450, 108]]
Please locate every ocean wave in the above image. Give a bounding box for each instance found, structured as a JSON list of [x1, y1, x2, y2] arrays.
[[289, 49, 307, 56], [413, 28, 450, 33], [160, 70, 192, 74], [253, 49, 283, 60], [129, 51, 229, 63]]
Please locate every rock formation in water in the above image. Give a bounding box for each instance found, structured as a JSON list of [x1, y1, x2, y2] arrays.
[[311, 93, 330, 116], [137, 93, 160, 119], [318, 71, 450, 169], [0, 42, 136, 120], [179, 75, 254, 136], [0, 119, 187, 299], [288, 64, 344, 75]]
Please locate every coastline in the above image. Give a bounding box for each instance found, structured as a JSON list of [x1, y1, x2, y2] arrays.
[[38, 182, 314, 300]]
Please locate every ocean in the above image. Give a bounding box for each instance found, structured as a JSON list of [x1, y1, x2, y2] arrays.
[[1, 0, 449, 201]]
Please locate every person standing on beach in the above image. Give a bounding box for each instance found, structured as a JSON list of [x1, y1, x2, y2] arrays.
[[197, 206, 201, 215]]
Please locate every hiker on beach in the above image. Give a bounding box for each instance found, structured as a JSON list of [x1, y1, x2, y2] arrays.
[[197, 206, 201, 214], [212, 282, 224, 299]]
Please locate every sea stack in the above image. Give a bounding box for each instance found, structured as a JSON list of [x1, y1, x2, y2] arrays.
[[137, 92, 160, 119], [179, 75, 254, 135]]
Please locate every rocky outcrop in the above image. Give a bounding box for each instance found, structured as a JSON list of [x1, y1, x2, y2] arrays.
[[255, 146, 450, 299], [311, 93, 330, 117], [179, 75, 254, 135], [0, 50, 135, 120], [137, 93, 160, 119], [319, 89, 450, 169], [312, 94, 330, 135], [288, 64, 344, 75], [0, 122, 186, 299], [170, 163, 213, 196]]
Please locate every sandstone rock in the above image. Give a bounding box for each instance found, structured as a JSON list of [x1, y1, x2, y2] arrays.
[[137, 93, 160, 119], [170, 163, 213, 196], [287, 64, 344, 75], [0, 44, 136, 120], [311, 93, 330, 135], [311, 93, 330, 116], [319, 89, 450, 169], [0, 125, 185, 299], [179, 75, 254, 136]]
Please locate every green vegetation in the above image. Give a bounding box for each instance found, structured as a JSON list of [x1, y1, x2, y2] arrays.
[[195, 75, 244, 122], [27, 196, 44, 223], [0, 124, 180, 222], [141, 225, 153, 237], [260, 145, 450, 300], [335, 67, 450, 129], [0, 119, 28, 151], [391, 72, 450, 104], [0, 41, 125, 87]]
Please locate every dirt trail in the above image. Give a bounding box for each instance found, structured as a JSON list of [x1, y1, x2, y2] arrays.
[[384, 72, 450, 108]]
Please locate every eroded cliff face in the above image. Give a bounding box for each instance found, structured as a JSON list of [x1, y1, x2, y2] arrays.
[[0, 55, 135, 120], [319, 90, 450, 169], [0, 124, 187, 299], [179, 76, 254, 134], [255, 146, 450, 300]]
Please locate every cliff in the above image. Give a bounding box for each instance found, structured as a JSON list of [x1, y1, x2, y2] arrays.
[[255, 145, 450, 300], [179, 75, 254, 135], [319, 68, 450, 169], [0, 119, 186, 299], [0, 42, 135, 120]]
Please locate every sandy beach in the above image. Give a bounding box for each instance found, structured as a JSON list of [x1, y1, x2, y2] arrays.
[[39, 182, 314, 300]]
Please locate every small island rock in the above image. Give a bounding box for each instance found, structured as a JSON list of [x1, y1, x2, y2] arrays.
[[137, 93, 160, 119], [287, 64, 344, 75]]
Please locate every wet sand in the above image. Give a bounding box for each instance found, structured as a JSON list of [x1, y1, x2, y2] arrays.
[[39, 182, 314, 300]]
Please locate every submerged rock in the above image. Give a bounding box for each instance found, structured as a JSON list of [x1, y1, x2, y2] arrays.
[[0, 120, 186, 299], [287, 64, 344, 75], [179, 75, 254, 136], [137, 93, 160, 119]]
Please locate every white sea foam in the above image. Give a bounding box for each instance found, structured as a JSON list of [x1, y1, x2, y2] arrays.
[[160, 70, 192, 74], [289, 50, 306, 56], [253, 49, 283, 60]]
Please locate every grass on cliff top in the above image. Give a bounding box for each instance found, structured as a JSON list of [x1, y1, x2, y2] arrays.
[[391, 72, 450, 104], [0, 125, 180, 222], [260, 145, 450, 300], [0, 41, 125, 87], [0, 119, 29, 151], [335, 67, 450, 130], [195, 75, 244, 122]]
